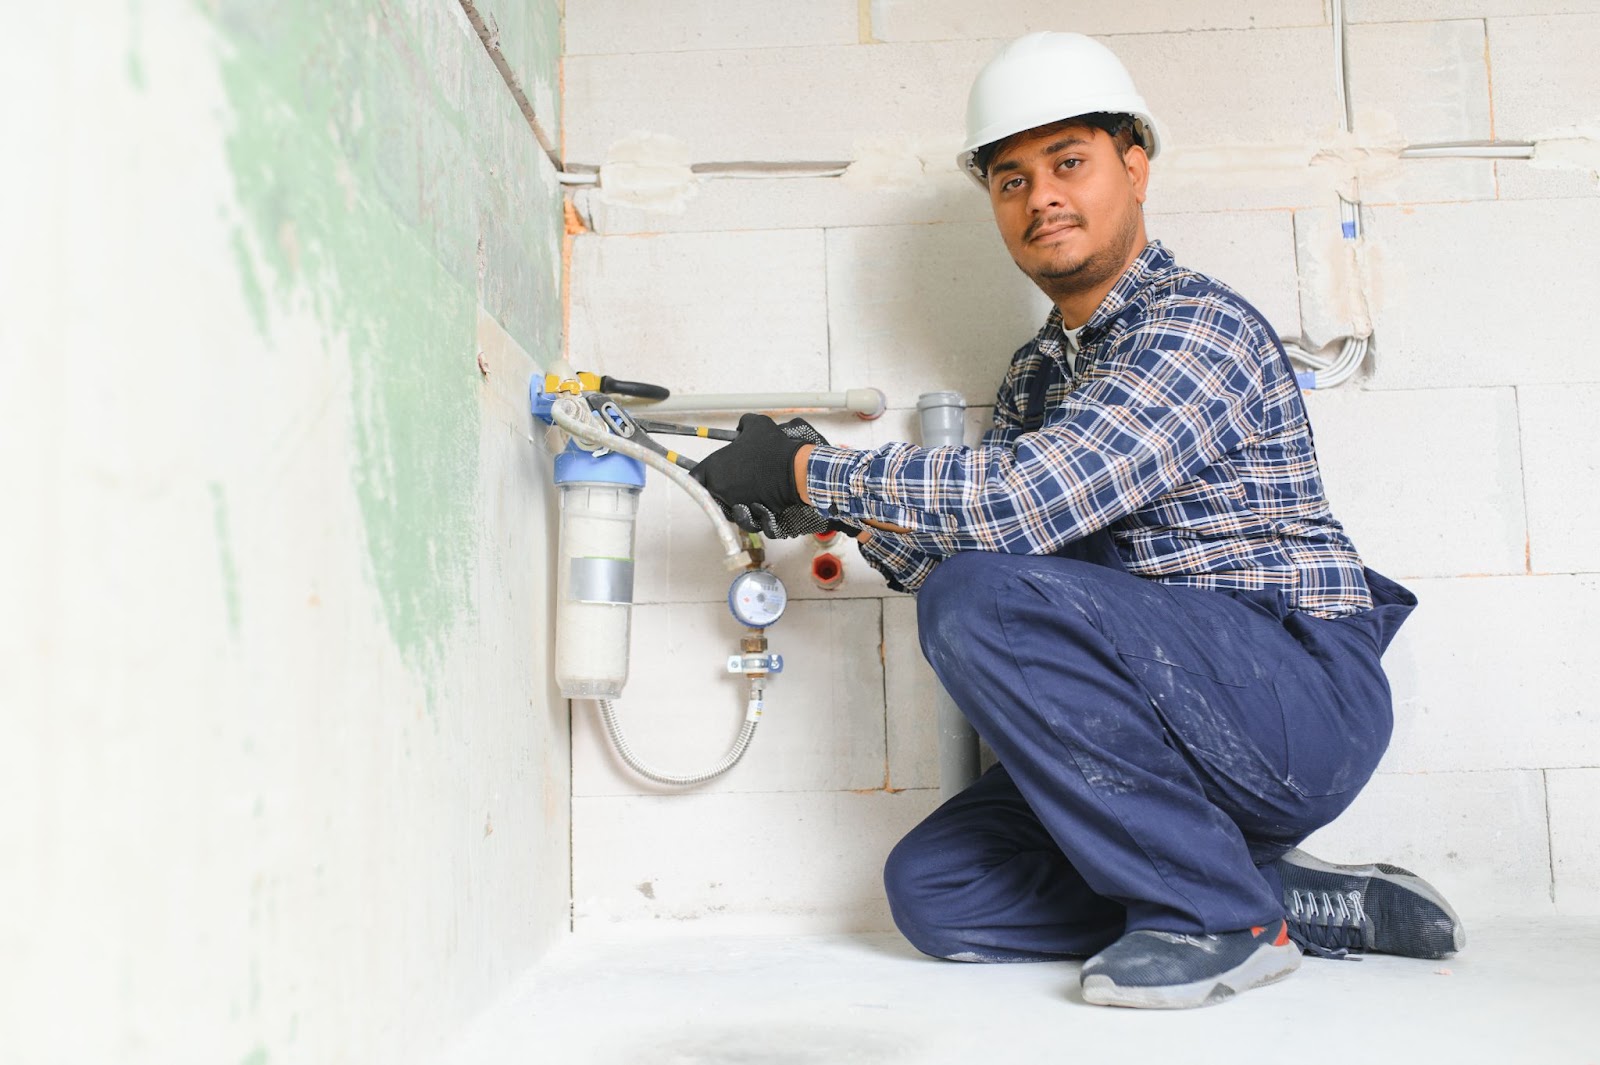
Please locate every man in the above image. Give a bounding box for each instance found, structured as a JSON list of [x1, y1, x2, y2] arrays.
[[691, 32, 1463, 1009]]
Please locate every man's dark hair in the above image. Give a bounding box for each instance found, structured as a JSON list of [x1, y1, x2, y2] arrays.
[[973, 113, 1142, 181]]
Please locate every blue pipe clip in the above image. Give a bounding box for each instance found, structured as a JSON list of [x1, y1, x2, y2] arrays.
[[531, 373, 646, 488]]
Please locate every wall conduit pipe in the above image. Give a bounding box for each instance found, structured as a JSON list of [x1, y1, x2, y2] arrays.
[[1398, 141, 1537, 160], [1281, 0, 1372, 392]]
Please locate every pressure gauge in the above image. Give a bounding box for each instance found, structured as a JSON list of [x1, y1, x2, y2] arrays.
[[727, 569, 788, 629]]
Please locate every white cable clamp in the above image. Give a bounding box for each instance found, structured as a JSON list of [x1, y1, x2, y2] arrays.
[[727, 653, 784, 676]]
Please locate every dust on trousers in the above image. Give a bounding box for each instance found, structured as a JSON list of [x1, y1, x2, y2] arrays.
[[885, 544, 1416, 961]]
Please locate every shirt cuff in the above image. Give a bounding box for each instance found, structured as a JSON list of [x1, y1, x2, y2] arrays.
[[857, 532, 939, 593], [805, 443, 861, 517]]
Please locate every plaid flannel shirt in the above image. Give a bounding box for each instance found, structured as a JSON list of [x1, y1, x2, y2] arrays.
[[806, 241, 1373, 619]]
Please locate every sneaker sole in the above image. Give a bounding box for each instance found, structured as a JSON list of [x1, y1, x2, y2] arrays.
[[1282, 849, 1466, 958], [1080, 941, 1301, 1010]]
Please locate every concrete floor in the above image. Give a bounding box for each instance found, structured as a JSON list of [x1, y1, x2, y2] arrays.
[[448, 920, 1600, 1065]]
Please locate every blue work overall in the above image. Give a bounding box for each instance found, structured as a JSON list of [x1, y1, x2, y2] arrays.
[[884, 288, 1418, 960]]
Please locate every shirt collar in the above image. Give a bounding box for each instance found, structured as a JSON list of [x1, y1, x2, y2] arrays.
[[1037, 240, 1173, 348]]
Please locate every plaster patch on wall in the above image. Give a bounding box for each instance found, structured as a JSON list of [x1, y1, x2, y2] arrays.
[[1160, 142, 1324, 191], [598, 132, 699, 212], [1159, 125, 1412, 204], [1531, 127, 1600, 185], [1312, 121, 1408, 201], [1296, 207, 1389, 350], [840, 137, 929, 192], [209, 0, 481, 680]]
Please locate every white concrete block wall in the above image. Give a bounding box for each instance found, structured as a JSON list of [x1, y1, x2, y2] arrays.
[[1548, 769, 1600, 911], [566, 0, 858, 55], [826, 222, 1051, 407], [562, 1, 1600, 931], [1344, 19, 1496, 204], [1488, 14, 1600, 199], [868, 0, 1327, 40], [569, 229, 830, 395], [1299, 770, 1554, 917], [572, 789, 940, 928], [1347, 1, 1600, 21], [1380, 577, 1600, 773], [1364, 200, 1600, 389], [1519, 385, 1600, 573], [1302, 387, 1527, 579]]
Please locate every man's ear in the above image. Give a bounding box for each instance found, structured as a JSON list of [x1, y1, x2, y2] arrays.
[[1125, 143, 1150, 206]]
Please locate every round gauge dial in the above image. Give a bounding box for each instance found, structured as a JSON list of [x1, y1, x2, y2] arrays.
[[727, 569, 788, 629]]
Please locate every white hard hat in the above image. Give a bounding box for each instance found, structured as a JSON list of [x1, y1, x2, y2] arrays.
[[958, 32, 1163, 187]]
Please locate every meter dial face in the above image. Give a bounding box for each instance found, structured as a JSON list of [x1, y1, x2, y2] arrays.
[[727, 569, 787, 628]]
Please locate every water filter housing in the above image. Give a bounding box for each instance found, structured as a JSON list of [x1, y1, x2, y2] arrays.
[[553, 444, 646, 698]]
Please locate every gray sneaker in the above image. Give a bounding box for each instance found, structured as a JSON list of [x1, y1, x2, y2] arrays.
[[1080, 919, 1301, 1009], [1275, 848, 1465, 960]]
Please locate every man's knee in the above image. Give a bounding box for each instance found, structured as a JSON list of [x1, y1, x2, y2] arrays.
[[918, 552, 1108, 664], [919, 552, 996, 619], [916, 553, 1022, 659], [883, 824, 968, 960]]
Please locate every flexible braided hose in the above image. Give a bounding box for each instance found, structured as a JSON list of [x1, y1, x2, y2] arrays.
[[596, 696, 761, 787], [551, 394, 764, 784], [549, 397, 751, 570]]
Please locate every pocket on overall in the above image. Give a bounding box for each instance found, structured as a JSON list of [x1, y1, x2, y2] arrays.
[[1117, 653, 1293, 799], [1273, 577, 1409, 800], [1272, 658, 1394, 799]]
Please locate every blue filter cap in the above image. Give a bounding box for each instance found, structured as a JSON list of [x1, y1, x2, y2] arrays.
[[554, 442, 646, 488], [530, 375, 559, 424]]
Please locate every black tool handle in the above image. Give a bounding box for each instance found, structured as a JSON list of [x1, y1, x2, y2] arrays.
[[599, 376, 670, 400], [633, 418, 738, 442]]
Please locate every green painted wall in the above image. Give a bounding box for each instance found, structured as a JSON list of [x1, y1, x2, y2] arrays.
[[209, 0, 562, 678], [471, 0, 564, 145], [2, 2, 568, 1062]]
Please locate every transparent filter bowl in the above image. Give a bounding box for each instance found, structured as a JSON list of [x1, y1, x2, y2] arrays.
[[554, 480, 640, 698]]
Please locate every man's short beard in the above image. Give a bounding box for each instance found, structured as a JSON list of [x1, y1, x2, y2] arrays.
[[1027, 207, 1143, 304]]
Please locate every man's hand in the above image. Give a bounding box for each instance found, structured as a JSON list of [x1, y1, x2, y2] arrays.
[[691, 415, 892, 540], [727, 501, 837, 539], [691, 414, 822, 517]]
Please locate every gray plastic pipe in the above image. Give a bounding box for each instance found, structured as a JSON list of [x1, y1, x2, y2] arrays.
[[917, 392, 982, 800]]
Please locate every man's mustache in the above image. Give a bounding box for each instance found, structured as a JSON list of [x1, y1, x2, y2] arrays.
[[1024, 213, 1086, 242]]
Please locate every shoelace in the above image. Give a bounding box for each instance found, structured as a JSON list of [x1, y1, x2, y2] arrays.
[[1285, 889, 1368, 961]]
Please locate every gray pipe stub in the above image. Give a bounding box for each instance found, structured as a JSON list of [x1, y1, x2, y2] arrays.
[[916, 391, 967, 448]]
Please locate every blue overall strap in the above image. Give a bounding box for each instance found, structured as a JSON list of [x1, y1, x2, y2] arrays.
[[1021, 344, 1060, 434], [1178, 277, 1309, 414], [1170, 276, 1419, 642]]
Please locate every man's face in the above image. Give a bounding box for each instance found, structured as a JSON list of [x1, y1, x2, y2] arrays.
[[985, 120, 1150, 304]]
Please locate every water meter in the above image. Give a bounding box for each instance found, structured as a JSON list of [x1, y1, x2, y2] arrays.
[[727, 569, 787, 629]]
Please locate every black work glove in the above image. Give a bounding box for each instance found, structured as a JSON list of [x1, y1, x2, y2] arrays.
[[694, 415, 844, 539], [691, 414, 812, 514], [727, 502, 834, 539], [724, 505, 863, 540]]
